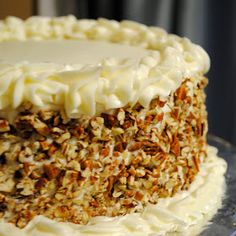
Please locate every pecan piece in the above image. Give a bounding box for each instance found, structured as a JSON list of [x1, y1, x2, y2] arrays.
[[90, 199, 99, 207], [33, 118, 50, 136], [81, 160, 93, 171], [0, 120, 10, 132], [114, 142, 127, 152], [102, 113, 118, 128], [43, 164, 60, 180], [128, 142, 143, 151], [39, 110, 55, 121], [193, 155, 200, 171], [134, 191, 144, 201], [170, 135, 180, 156], [142, 141, 160, 155], [175, 85, 187, 100], [71, 126, 84, 138], [47, 144, 58, 157], [155, 112, 164, 122], [100, 147, 109, 157], [107, 176, 114, 193]]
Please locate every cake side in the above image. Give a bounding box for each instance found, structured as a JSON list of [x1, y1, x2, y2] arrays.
[[0, 75, 207, 228]]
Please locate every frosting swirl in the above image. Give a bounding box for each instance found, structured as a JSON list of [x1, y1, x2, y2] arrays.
[[0, 16, 210, 117]]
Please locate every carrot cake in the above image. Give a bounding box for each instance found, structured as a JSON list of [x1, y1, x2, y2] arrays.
[[0, 16, 226, 235]]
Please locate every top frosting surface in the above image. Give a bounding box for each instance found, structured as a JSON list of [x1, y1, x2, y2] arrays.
[[0, 16, 210, 117], [0, 40, 149, 64]]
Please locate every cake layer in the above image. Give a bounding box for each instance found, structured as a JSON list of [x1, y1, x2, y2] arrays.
[[0, 16, 210, 117], [0, 146, 227, 236]]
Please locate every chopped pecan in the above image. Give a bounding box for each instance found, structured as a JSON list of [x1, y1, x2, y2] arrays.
[[171, 135, 180, 156], [101, 113, 117, 128], [54, 206, 70, 218], [131, 155, 143, 165], [150, 98, 166, 109], [0, 120, 10, 132], [155, 112, 164, 122], [134, 191, 144, 201], [195, 119, 204, 137], [142, 141, 160, 155], [145, 115, 154, 123], [33, 118, 50, 136], [90, 199, 99, 207], [114, 142, 127, 152], [113, 151, 120, 157], [47, 144, 58, 157], [117, 109, 125, 125], [122, 120, 133, 129], [100, 147, 109, 157], [175, 85, 187, 100], [170, 108, 179, 119], [107, 176, 114, 193], [128, 166, 136, 176], [39, 110, 55, 121], [43, 164, 60, 180], [193, 155, 200, 171], [40, 140, 50, 151], [128, 142, 143, 151], [81, 160, 93, 171], [53, 116, 61, 126], [23, 162, 32, 175], [71, 126, 84, 138], [14, 115, 34, 131], [56, 132, 71, 144]]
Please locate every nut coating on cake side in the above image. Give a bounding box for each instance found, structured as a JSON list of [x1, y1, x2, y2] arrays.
[[0, 76, 207, 227]]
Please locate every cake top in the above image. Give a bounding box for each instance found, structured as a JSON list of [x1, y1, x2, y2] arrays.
[[0, 40, 149, 64], [0, 16, 210, 117]]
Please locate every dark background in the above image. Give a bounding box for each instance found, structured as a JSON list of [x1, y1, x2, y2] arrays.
[[1, 0, 236, 145]]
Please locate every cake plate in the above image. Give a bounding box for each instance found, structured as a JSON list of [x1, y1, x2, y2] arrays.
[[200, 134, 236, 236]]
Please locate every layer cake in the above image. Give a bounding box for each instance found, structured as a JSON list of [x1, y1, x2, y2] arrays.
[[0, 16, 225, 235]]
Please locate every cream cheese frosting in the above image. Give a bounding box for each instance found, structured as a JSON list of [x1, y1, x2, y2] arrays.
[[0, 16, 210, 117], [0, 40, 149, 64], [0, 146, 227, 236]]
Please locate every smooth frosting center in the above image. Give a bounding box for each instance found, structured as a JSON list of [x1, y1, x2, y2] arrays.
[[0, 40, 149, 64]]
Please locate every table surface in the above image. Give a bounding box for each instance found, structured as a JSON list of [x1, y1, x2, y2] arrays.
[[200, 135, 236, 236]]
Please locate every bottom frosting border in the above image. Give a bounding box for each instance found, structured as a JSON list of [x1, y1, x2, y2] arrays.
[[0, 146, 227, 236]]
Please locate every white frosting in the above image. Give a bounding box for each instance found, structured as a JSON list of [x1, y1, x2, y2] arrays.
[[0, 16, 210, 117], [0, 146, 227, 236], [0, 40, 149, 64]]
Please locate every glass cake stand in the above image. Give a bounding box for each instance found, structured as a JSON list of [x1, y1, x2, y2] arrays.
[[200, 134, 236, 236]]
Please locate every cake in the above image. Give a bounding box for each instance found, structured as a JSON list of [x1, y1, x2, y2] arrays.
[[0, 16, 226, 235]]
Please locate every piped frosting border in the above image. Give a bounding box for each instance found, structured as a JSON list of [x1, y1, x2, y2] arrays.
[[0, 16, 210, 117]]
